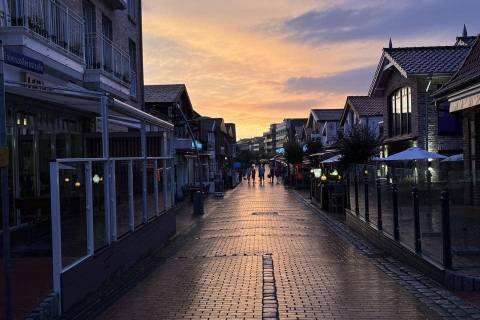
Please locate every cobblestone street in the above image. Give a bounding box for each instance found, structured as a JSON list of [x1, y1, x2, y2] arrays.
[[98, 182, 449, 320]]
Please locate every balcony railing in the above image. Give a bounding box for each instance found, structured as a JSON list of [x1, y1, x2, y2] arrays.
[[85, 33, 131, 84], [8, 0, 85, 59]]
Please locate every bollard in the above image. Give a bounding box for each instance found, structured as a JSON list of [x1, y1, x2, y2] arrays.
[[364, 177, 369, 222], [376, 179, 382, 230], [392, 184, 399, 240], [441, 190, 452, 269], [193, 190, 204, 215], [354, 174, 359, 216], [412, 187, 421, 253]]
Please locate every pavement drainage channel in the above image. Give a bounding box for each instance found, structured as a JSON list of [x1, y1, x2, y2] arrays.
[[292, 190, 480, 320], [252, 211, 279, 215], [262, 254, 279, 320]]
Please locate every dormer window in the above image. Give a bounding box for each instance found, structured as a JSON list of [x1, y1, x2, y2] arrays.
[[389, 87, 412, 136]]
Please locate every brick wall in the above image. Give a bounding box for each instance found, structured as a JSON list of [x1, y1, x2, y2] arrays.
[[378, 69, 463, 153]]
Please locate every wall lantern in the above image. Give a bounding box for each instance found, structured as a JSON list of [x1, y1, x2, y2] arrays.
[[64, 177, 70, 183], [320, 174, 327, 182], [74, 182, 81, 188], [92, 174, 101, 184], [331, 169, 339, 176]]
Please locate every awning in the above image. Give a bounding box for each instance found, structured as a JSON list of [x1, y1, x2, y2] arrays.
[[441, 154, 464, 162], [6, 81, 174, 130], [449, 93, 480, 112]]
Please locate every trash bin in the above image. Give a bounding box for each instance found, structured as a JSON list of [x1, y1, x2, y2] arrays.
[[193, 190, 204, 215]]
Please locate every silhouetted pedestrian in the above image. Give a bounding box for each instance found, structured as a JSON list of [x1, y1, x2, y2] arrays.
[[259, 164, 265, 184]]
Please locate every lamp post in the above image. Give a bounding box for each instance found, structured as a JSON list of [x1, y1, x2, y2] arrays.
[[176, 102, 201, 186]]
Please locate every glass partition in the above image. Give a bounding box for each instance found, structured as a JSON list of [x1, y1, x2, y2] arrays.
[[58, 162, 87, 268]]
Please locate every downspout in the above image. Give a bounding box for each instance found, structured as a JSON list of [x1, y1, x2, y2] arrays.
[[138, 0, 145, 110], [425, 74, 433, 151]]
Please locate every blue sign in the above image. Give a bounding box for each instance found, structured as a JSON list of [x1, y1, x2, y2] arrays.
[[191, 140, 203, 150], [4, 49, 44, 74], [233, 161, 241, 169], [302, 144, 308, 152], [276, 147, 285, 155]]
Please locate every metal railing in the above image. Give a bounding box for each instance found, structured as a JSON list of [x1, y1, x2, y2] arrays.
[[85, 33, 130, 84], [49, 156, 174, 299], [341, 165, 480, 270], [8, 0, 85, 59]]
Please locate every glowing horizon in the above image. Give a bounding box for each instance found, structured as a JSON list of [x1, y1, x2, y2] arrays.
[[142, 0, 480, 139]]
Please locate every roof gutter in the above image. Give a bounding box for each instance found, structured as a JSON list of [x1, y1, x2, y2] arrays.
[[110, 98, 174, 129]]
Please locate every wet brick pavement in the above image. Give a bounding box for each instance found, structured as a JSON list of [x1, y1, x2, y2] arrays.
[[97, 182, 480, 320]]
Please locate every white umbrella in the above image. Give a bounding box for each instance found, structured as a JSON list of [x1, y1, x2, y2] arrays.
[[441, 154, 464, 162], [321, 154, 342, 163], [384, 147, 447, 161]]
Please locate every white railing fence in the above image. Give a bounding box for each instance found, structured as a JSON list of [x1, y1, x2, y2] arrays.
[[8, 0, 85, 59], [49, 156, 174, 304], [85, 33, 130, 84]]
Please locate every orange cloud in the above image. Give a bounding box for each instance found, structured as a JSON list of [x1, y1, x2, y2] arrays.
[[142, 1, 386, 139]]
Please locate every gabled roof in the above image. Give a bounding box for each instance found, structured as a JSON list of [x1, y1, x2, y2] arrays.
[[384, 46, 470, 76], [306, 109, 342, 129], [145, 84, 185, 103], [434, 36, 480, 97], [369, 45, 471, 96], [340, 96, 384, 125]]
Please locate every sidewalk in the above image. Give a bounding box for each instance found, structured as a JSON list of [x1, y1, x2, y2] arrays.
[[95, 181, 480, 319]]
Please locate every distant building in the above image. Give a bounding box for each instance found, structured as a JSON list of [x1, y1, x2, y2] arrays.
[[340, 96, 384, 137], [272, 118, 307, 153], [145, 84, 199, 201], [305, 109, 343, 147], [236, 136, 264, 153]]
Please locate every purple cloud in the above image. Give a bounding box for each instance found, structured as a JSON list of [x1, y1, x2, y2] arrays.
[[285, 65, 376, 94], [283, 1, 480, 44]]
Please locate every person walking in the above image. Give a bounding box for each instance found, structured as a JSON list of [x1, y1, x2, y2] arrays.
[[251, 164, 256, 184], [246, 166, 252, 183], [259, 164, 265, 184], [275, 165, 281, 184], [269, 164, 275, 183]]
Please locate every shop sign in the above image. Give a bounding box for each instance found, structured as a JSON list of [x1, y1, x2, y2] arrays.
[[4, 49, 44, 74]]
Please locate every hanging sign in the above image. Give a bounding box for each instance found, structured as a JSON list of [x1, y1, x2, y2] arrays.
[[4, 49, 44, 74]]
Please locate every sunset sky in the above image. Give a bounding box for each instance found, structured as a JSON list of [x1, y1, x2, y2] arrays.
[[142, 0, 480, 139]]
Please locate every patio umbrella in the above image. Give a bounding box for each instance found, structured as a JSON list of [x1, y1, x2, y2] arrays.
[[384, 147, 447, 161], [321, 154, 342, 163], [441, 154, 464, 162]]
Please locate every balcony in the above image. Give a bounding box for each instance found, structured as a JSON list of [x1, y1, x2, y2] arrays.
[[6, 0, 85, 60], [84, 33, 131, 97]]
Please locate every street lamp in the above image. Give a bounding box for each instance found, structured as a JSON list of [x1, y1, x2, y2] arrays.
[[176, 102, 201, 186]]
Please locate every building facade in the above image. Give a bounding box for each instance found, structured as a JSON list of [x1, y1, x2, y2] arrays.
[[0, 1, 177, 317], [1, 0, 144, 232], [145, 84, 201, 201], [340, 96, 384, 137], [369, 34, 473, 157], [305, 109, 343, 148], [434, 35, 480, 201]]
